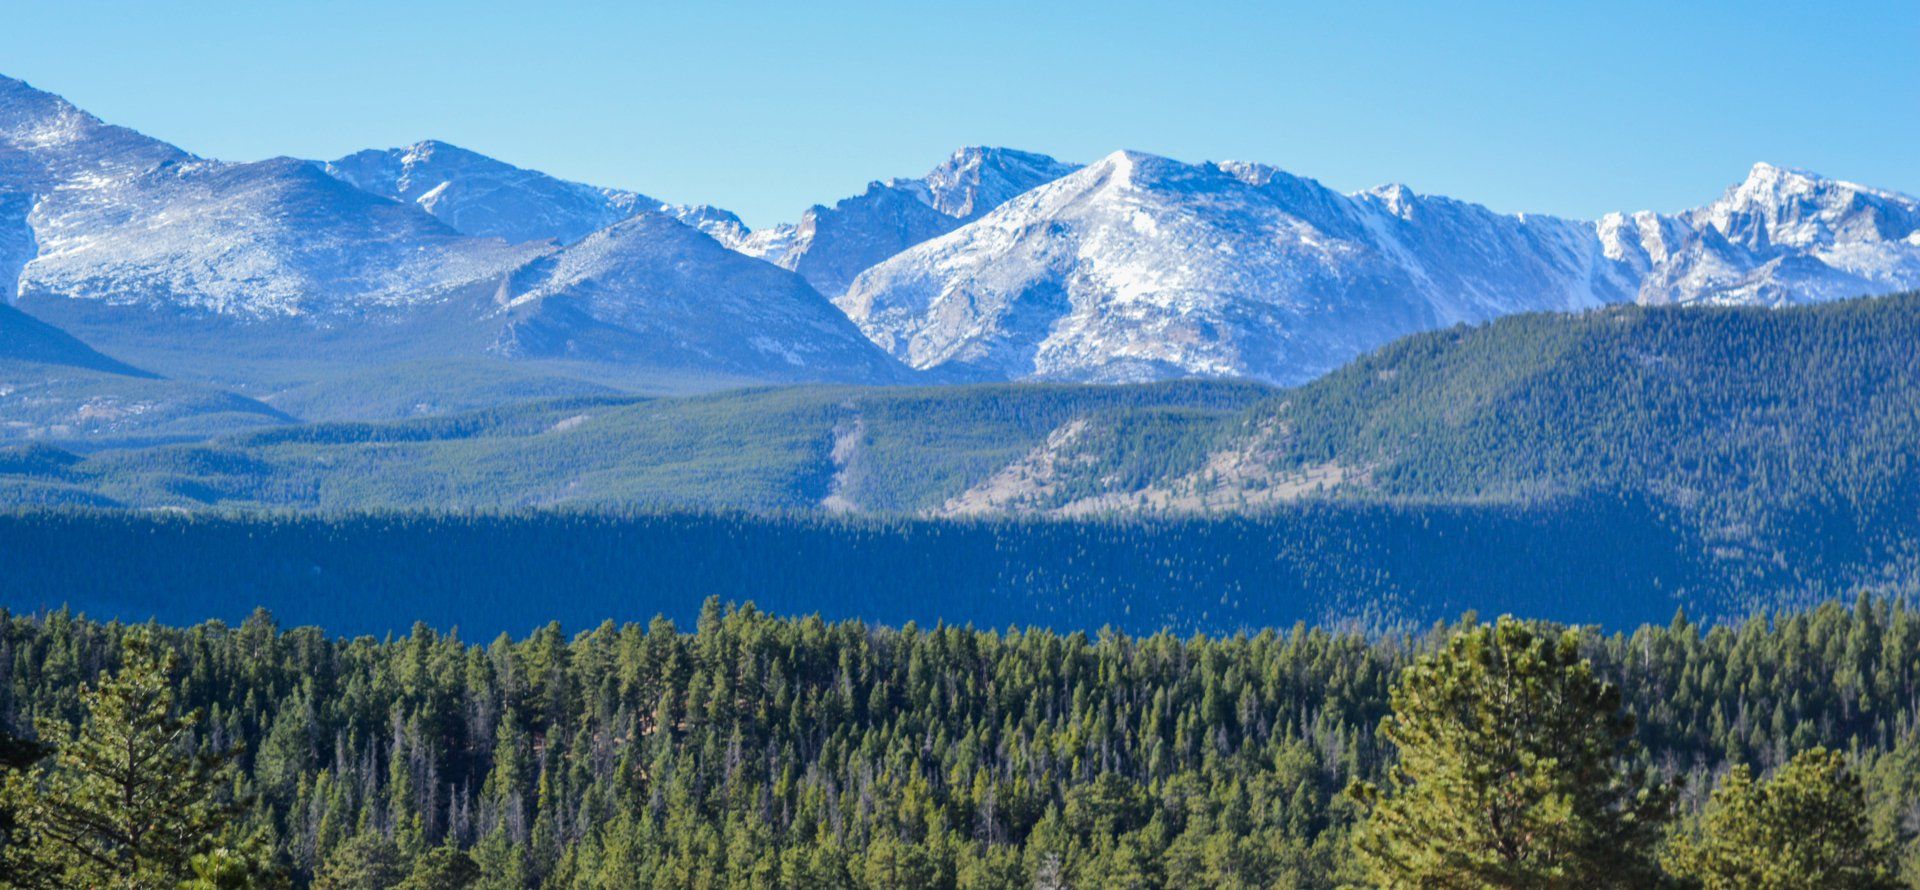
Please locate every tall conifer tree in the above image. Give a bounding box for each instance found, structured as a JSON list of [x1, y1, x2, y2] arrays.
[[1348, 617, 1674, 888]]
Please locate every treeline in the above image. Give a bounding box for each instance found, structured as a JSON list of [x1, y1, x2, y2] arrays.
[[1, 597, 1917, 887], [0, 500, 1740, 640]]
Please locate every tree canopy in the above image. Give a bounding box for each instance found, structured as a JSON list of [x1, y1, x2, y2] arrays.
[[0, 599, 1913, 888]]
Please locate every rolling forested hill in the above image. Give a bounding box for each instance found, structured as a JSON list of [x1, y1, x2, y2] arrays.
[[0, 381, 1274, 511], [3, 293, 1914, 520], [2, 294, 1918, 636]]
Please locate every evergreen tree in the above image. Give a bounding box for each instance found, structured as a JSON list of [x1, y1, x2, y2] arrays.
[[181, 833, 292, 890], [0, 598, 1916, 888], [311, 831, 405, 890], [396, 843, 481, 890], [1662, 747, 1902, 889], [0, 730, 53, 890], [0, 631, 244, 889], [1348, 617, 1674, 888]]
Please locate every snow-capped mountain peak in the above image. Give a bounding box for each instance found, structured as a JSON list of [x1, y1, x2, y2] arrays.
[[1618, 164, 1920, 307], [7, 70, 1919, 395], [2, 75, 894, 392], [321, 139, 755, 249], [835, 148, 1537, 383], [1, 75, 190, 184], [733, 146, 1082, 297], [490, 210, 904, 380], [322, 140, 651, 246], [914, 146, 1082, 218], [1700, 162, 1917, 250]]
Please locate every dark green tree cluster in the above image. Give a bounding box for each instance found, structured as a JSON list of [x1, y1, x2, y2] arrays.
[[1349, 619, 1673, 887], [1349, 616, 1908, 889], [0, 632, 277, 888], [1663, 747, 1902, 889], [0, 597, 1914, 888], [0, 497, 1727, 643]]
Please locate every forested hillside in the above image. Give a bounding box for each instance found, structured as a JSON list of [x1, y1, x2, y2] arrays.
[[4, 294, 1916, 525], [1, 599, 1915, 887], [1021, 291, 1920, 518], [6, 296, 1920, 638], [0, 381, 1271, 511], [1241, 291, 1920, 520], [0, 501, 1722, 637]]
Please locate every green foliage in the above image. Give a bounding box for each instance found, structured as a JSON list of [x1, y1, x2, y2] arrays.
[[396, 844, 480, 890], [10, 297, 1920, 640], [0, 357, 288, 448], [310, 832, 405, 890], [0, 730, 54, 890], [12, 293, 1920, 541], [1663, 747, 1903, 889], [0, 632, 248, 889], [1349, 618, 1674, 887], [182, 833, 292, 890], [0, 598, 1914, 887]]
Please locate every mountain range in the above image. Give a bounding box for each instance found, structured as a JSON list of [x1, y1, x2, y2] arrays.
[[3, 71, 1918, 428], [841, 153, 1920, 383]]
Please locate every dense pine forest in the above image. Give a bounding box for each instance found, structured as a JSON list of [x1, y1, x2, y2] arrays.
[[1, 597, 1916, 887], [0, 501, 1745, 638]]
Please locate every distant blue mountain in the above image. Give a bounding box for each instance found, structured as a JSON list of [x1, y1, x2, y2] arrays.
[[0, 302, 151, 376]]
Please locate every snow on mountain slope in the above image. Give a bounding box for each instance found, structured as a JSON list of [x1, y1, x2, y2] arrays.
[[838, 151, 1637, 383], [3, 73, 181, 296], [20, 155, 547, 319], [3, 75, 886, 392], [324, 140, 650, 245], [3, 76, 542, 320], [8, 71, 1917, 394], [0, 74, 186, 186], [739, 147, 1079, 297], [492, 212, 905, 381], [917, 146, 1084, 219], [841, 152, 1920, 384], [0, 190, 32, 298], [323, 140, 754, 249], [664, 204, 752, 250], [1615, 163, 1920, 306]]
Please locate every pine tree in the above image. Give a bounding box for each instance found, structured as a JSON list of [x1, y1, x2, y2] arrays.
[[0, 729, 54, 890], [312, 831, 405, 890], [181, 832, 291, 890], [396, 842, 481, 890], [1347, 617, 1674, 888], [1662, 747, 1902, 889], [0, 631, 244, 889]]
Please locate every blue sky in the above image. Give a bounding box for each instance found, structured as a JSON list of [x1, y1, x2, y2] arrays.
[[4, 0, 1914, 228]]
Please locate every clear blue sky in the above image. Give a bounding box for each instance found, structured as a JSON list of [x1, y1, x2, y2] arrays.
[[4, 0, 1914, 228]]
